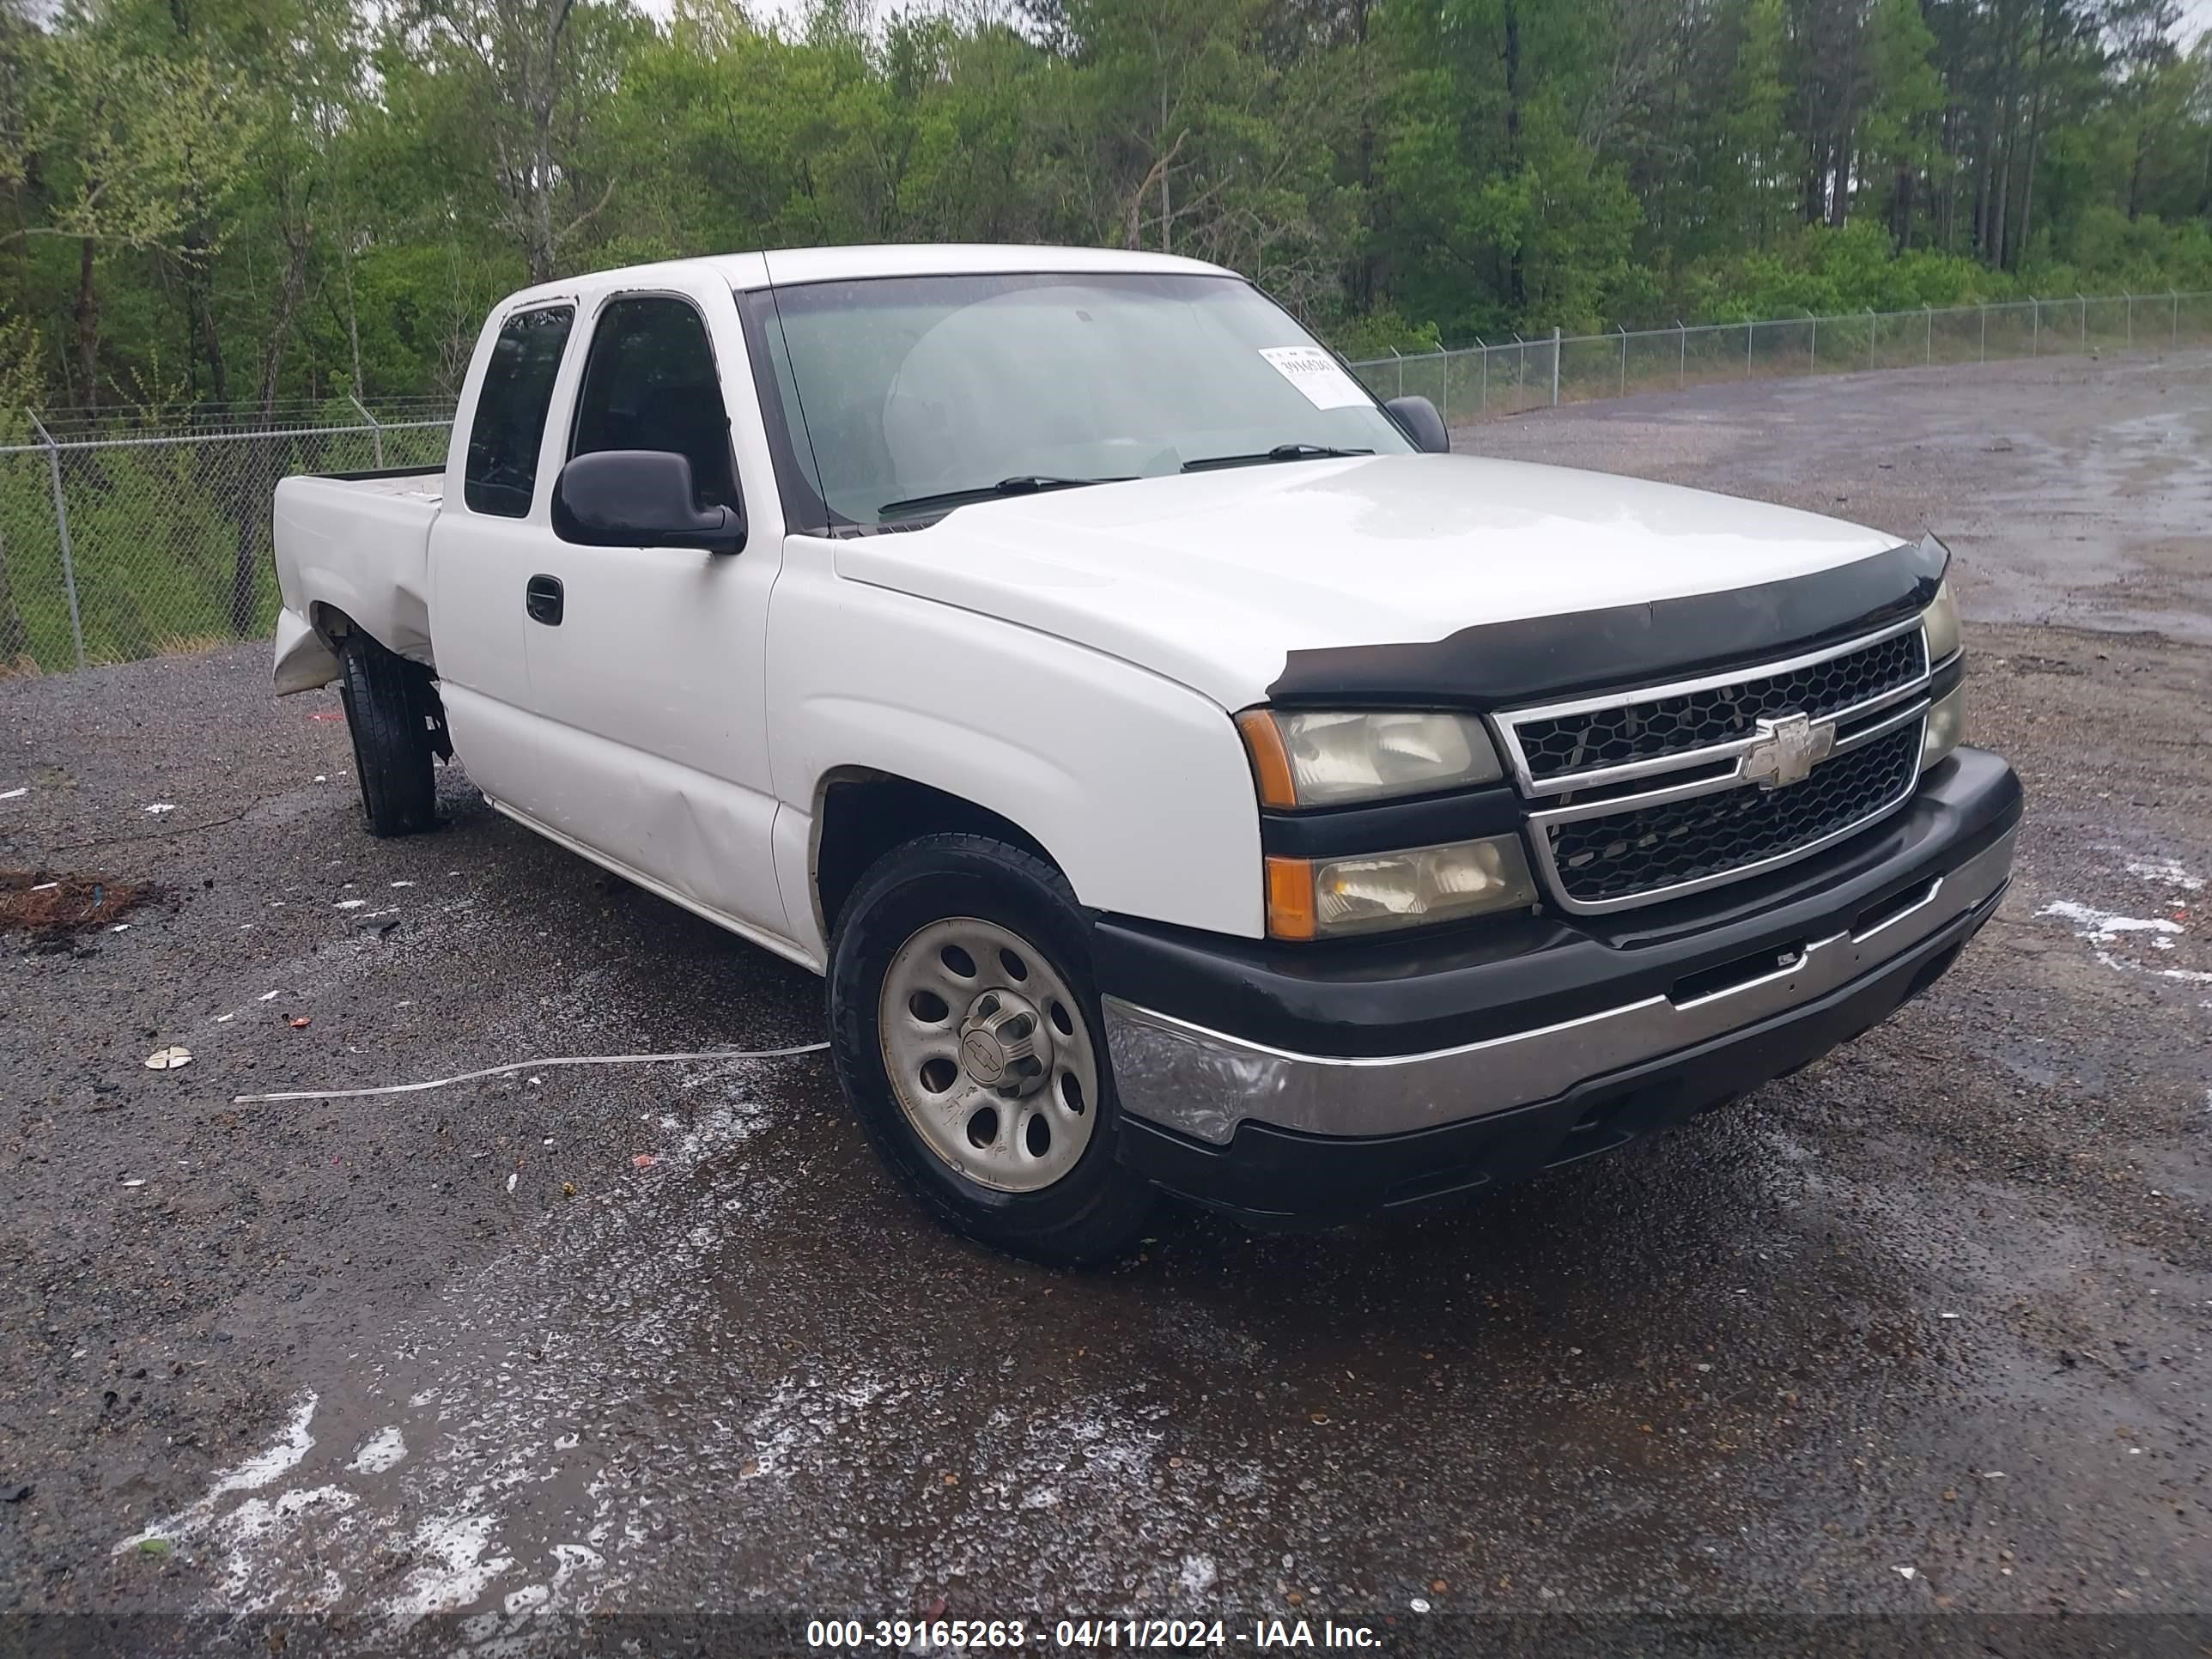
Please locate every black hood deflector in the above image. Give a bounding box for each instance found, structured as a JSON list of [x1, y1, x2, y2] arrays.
[[1266, 535, 1949, 709]]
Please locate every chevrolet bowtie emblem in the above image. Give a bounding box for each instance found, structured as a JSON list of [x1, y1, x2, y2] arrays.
[[1742, 712, 1832, 789]]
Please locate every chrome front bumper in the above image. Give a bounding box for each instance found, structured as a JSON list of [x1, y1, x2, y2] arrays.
[[1103, 826, 2015, 1147]]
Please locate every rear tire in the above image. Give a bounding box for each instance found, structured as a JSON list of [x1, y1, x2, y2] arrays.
[[337, 634, 439, 837], [827, 833, 1153, 1266]]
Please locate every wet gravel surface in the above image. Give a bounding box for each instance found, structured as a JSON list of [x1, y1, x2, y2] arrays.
[[2, 351, 2208, 1654]]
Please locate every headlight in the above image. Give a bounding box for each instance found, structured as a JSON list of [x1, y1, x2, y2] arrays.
[[1265, 834, 1538, 939], [1923, 684, 1966, 767], [1922, 580, 1960, 665], [1237, 708, 1503, 808]]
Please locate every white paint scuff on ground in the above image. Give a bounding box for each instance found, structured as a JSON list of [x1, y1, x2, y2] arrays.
[[2124, 857, 2204, 892], [347, 1427, 408, 1474], [100, 1066, 803, 1635], [102, 1054, 1271, 1644], [115, 1392, 320, 1553], [2040, 880, 2209, 997], [380, 1510, 514, 1632], [2039, 901, 2184, 944]]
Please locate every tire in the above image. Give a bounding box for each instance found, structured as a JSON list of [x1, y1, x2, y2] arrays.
[[336, 633, 440, 837], [827, 833, 1154, 1265]]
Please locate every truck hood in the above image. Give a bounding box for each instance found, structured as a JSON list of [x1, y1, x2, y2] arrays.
[[830, 454, 1911, 710]]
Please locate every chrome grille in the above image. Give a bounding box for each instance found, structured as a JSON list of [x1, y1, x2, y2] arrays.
[[1510, 627, 1927, 787], [1543, 722, 1923, 908], [1497, 618, 1936, 914]]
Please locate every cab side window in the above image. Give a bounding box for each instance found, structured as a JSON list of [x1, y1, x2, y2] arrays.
[[570, 297, 738, 511], [464, 305, 574, 518]]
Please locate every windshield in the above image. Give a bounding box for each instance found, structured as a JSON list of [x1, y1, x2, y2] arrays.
[[750, 271, 1413, 530]]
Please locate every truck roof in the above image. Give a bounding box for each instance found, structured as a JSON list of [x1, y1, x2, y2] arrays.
[[495, 244, 1235, 313]]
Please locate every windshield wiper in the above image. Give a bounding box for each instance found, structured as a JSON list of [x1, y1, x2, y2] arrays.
[[1182, 442, 1374, 474], [878, 475, 1133, 520]]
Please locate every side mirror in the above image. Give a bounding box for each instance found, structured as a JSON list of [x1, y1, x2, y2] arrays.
[[551, 450, 745, 554], [1385, 394, 1450, 455]]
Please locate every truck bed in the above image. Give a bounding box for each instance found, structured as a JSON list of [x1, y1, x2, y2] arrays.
[[270, 468, 443, 695]]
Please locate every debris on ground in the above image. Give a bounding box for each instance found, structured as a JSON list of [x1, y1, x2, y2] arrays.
[[632, 1154, 659, 1170], [307, 710, 344, 723], [1, 871, 147, 935], [143, 1047, 192, 1071], [143, 803, 177, 815], [288, 1016, 313, 1030]]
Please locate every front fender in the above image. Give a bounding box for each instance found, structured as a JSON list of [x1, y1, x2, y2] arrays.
[[768, 565, 1264, 952]]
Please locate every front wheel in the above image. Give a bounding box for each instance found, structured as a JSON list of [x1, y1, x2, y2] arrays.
[[827, 834, 1153, 1265]]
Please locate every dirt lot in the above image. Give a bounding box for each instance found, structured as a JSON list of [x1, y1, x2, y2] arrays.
[[2, 351, 2208, 1655]]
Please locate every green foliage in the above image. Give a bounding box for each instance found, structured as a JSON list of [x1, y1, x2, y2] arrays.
[[1694, 222, 2012, 319], [1322, 308, 1443, 358], [0, 317, 40, 440], [0, 0, 2209, 672], [1, 0, 2206, 399]]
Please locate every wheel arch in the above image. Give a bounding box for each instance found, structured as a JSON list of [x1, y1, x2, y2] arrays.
[[811, 768, 1067, 944]]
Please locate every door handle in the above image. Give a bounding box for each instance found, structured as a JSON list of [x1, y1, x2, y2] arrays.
[[526, 574, 564, 627]]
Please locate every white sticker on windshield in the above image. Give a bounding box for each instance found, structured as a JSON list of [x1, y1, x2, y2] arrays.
[[1260, 346, 1370, 410]]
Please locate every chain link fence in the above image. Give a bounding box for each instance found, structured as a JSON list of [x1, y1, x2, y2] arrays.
[[1348, 289, 2212, 422], [2, 289, 2208, 676], [0, 399, 454, 675]]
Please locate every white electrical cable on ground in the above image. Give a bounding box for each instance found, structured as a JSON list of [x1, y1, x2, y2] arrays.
[[231, 1041, 830, 1103]]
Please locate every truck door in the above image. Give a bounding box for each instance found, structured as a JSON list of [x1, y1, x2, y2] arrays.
[[520, 282, 792, 944], [428, 300, 576, 822]]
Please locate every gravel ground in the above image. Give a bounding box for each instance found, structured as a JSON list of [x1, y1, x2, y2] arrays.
[[2, 350, 2208, 1656]]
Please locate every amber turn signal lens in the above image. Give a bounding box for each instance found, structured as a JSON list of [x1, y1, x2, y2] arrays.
[[1237, 710, 1299, 810], [1265, 856, 1316, 941]]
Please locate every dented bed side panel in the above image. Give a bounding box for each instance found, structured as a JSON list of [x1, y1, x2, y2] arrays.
[[270, 471, 444, 693]]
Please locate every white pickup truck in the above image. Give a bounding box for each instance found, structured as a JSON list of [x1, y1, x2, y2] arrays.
[[272, 245, 2020, 1262]]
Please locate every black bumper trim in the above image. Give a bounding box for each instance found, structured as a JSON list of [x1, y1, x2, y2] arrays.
[[1093, 747, 2021, 1059], [1116, 872, 2005, 1223]]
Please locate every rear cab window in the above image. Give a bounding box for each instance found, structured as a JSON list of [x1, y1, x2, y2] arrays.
[[464, 305, 575, 517], [568, 296, 738, 512]]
